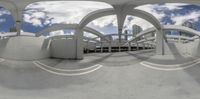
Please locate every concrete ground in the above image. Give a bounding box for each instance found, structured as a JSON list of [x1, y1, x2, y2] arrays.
[[0, 50, 200, 99]]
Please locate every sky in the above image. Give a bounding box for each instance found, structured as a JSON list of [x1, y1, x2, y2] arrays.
[[0, 1, 199, 37]]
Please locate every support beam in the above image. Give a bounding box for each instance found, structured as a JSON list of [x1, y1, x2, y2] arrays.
[[143, 43, 145, 50], [94, 43, 97, 53], [136, 41, 139, 50], [74, 29, 83, 59], [16, 20, 21, 36], [109, 42, 112, 52], [156, 29, 165, 55], [128, 42, 131, 51], [100, 42, 103, 53]]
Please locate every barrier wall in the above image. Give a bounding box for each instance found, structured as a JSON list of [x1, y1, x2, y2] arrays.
[[50, 38, 76, 59], [0, 36, 50, 60], [164, 40, 198, 57]]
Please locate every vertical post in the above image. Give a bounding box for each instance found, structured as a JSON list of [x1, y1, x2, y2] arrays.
[[119, 44, 121, 52], [74, 29, 83, 59], [86, 40, 89, 53], [156, 29, 164, 55], [109, 41, 112, 53], [16, 20, 21, 36], [143, 43, 145, 50], [136, 41, 139, 50], [100, 42, 103, 53], [94, 43, 97, 53], [128, 42, 131, 51]]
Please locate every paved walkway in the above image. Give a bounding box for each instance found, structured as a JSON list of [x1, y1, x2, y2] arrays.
[[0, 50, 200, 99]]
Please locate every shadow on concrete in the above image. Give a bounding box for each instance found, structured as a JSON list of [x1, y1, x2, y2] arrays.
[[126, 50, 155, 61], [166, 43, 184, 60], [38, 53, 113, 70]]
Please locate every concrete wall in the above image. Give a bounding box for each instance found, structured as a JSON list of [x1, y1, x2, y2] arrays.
[[50, 38, 76, 59], [164, 40, 197, 57], [0, 36, 50, 60], [192, 39, 200, 57]]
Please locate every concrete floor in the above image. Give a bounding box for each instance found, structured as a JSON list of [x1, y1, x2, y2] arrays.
[[0, 50, 200, 99]]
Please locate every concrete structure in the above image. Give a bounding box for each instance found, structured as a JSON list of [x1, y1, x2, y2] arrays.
[[0, 0, 200, 99], [132, 25, 143, 37]]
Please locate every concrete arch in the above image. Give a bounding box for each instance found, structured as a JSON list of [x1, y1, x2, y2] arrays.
[[128, 25, 200, 44], [79, 8, 162, 30], [79, 8, 115, 29], [0, 1, 19, 23], [127, 9, 162, 30], [36, 24, 110, 42], [163, 25, 200, 37]]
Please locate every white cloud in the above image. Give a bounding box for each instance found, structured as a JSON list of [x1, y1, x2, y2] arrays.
[[24, 1, 112, 26], [171, 11, 200, 25], [0, 8, 10, 16], [89, 15, 117, 28], [124, 16, 153, 31], [136, 4, 166, 20]]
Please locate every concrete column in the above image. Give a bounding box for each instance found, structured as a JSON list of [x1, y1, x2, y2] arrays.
[[100, 42, 103, 53], [128, 42, 131, 51], [86, 40, 89, 53], [156, 29, 164, 55], [16, 20, 21, 36], [119, 44, 121, 52], [143, 43, 145, 50], [94, 43, 97, 53], [193, 37, 200, 57], [109, 42, 112, 53], [136, 42, 139, 50], [74, 29, 83, 59]]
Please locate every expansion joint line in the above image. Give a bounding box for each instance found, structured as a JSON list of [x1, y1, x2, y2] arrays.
[[33, 61, 103, 76]]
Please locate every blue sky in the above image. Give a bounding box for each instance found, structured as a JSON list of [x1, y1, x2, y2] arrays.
[[0, 2, 199, 37]]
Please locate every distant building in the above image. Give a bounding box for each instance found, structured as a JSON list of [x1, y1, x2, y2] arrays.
[[132, 25, 142, 37], [124, 30, 128, 41]]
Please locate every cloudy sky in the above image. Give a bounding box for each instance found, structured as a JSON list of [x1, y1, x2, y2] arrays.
[[0, 1, 199, 36]]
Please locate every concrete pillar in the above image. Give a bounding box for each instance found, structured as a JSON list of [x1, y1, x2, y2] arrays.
[[136, 42, 139, 50], [193, 37, 200, 57], [16, 20, 21, 36], [94, 43, 97, 53], [143, 43, 145, 50], [118, 29, 122, 44], [156, 29, 164, 55], [86, 40, 89, 53], [74, 29, 83, 59], [100, 42, 103, 53], [109, 42, 112, 53], [128, 42, 131, 51], [119, 44, 121, 52]]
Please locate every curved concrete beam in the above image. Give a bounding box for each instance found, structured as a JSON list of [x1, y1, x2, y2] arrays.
[[0, 0, 22, 35], [79, 8, 162, 31], [163, 25, 200, 37], [79, 8, 115, 29], [83, 27, 110, 42], [36, 24, 110, 42], [127, 9, 162, 30], [36, 24, 78, 37], [128, 25, 200, 44], [128, 27, 156, 43]]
